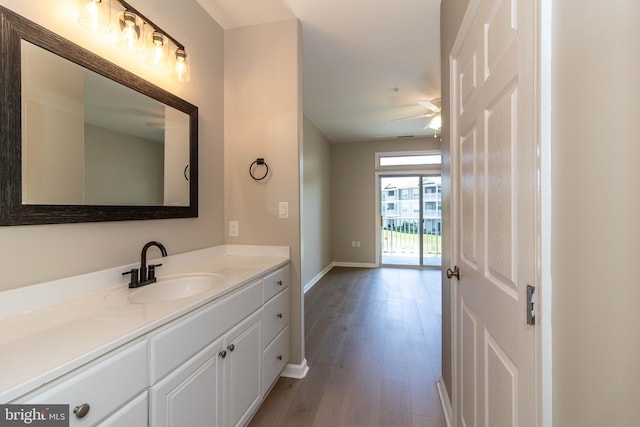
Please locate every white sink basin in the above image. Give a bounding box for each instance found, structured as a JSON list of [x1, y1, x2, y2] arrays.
[[129, 274, 225, 304]]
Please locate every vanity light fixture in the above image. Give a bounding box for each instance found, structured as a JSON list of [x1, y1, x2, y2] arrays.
[[78, 0, 191, 82]]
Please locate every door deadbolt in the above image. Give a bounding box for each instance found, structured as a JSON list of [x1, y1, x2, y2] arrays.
[[446, 265, 460, 280]]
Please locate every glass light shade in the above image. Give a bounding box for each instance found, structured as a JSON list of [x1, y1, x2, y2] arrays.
[[117, 11, 143, 52], [146, 32, 169, 68], [427, 114, 442, 130], [78, 0, 110, 33], [174, 49, 191, 82]]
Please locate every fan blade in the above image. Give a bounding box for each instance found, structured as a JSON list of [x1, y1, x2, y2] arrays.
[[418, 100, 441, 113], [392, 112, 435, 122]]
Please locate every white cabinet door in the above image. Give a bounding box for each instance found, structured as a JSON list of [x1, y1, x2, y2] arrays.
[[150, 338, 223, 427], [222, 310, 262, 427]]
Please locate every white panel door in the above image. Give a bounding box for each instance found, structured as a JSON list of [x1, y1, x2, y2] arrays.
[[450, 0, 538, 426]]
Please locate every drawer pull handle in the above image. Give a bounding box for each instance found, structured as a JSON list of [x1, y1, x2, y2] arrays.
[[227, 344, 235, 352], [219, 350, 227, 358], [277, 313, 283, 319], [73, 403, 90, 419], [277, 280, 283, 286], [277, 355, 283, 360]]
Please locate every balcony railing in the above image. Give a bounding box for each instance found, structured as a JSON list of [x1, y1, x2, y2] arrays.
[[381, 215, 442, 266]]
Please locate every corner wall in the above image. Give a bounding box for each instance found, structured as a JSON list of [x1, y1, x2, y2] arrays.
[[223, 20, 304, 364], [302, 117, 332, 288], [0, 0, 224, 291], [551, 1, 640, 424]]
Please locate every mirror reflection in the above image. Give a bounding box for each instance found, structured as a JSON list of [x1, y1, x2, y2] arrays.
[[21, 40, 190, 207]]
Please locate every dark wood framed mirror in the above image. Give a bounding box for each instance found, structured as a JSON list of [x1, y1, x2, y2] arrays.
[[0, 5, 198, 226]]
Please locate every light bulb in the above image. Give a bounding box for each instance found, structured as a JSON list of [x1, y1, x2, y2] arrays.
[[175, 49, 190, 82], [86, 1, 98, 20], [151, 33, 165, 65], [78, 0, 110, 33], [122, 23, 136, 49], [428, 115, 442, 130], [117, 12, 142, 52]]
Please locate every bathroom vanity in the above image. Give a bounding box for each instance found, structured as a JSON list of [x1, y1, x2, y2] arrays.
[[0, 245, 290, 427]]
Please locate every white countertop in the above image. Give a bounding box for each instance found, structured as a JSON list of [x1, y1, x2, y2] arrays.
[[0, 245, 289, 402]]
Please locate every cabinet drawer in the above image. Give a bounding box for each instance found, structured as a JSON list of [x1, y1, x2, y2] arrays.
[[262, 287, 289, 347], [17, 340, 147, 427], [149, 279, 262, 384], [96, 391, 147, 427], [263, 265, 289, 302], [262, 326, 289, 396]]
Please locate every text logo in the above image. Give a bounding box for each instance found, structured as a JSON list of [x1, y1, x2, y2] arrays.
[[0, 405, 68, 426]]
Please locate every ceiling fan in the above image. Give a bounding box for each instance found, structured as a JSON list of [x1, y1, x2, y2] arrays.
[[393, 98, 442, 130]]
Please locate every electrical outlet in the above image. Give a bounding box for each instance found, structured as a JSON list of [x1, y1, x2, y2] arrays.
[[352, 241, 356, 247], [356, 241, 361, 247], [229, 220, 239, 237]]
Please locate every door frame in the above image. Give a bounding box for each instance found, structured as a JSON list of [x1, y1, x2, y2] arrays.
[[446, 0, 551, 426], [375, 168, 442, 268]]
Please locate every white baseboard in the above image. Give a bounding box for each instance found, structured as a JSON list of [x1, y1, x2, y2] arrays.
[[332, 262, 377, 268], [303, 264, 334, 294], [281, 359, 309, 379], [437, 377, 453, 427]]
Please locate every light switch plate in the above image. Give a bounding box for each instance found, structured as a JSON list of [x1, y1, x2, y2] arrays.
[[229, 220, 239, 237], [278, 202, 289, 219]]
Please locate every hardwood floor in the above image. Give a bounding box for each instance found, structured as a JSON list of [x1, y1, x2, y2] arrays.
[[249, 267, 445, 427]]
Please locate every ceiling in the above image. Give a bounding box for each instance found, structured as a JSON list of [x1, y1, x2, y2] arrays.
[[196, 0, 442, 143]]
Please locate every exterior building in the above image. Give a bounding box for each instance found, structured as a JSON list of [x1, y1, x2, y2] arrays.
[[381, 180, 441, 235]]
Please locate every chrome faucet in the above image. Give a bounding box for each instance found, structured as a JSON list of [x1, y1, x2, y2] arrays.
[[123, 241, 168, 288]]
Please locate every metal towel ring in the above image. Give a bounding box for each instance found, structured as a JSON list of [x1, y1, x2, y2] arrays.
[[249, 158, 269, 181]]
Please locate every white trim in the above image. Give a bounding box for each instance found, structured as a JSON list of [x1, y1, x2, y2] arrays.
[[303, 263, 333, 294], [437, 378, 453, 427], [281, 359, 309, 379], [332, 262, 377, 268], [375, 173, 381, 266], [539, 0, 553, 425]]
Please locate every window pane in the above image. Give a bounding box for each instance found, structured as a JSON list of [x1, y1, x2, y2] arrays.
[[379, 154, 441, 166]]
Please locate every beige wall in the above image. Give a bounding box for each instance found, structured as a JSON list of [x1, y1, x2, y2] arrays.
[[331, 138, 441, 265], [224, 20, 304, 364], [440, 0, 470, 403], [302, 117, 332, 287], [0, 0, 224, 291], [551, 1, 640, 424], [22, 42, 85, 205], [84, 124, 164, 205]]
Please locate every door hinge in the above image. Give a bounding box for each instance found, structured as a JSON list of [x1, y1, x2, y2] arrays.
[[526, 285, 536, 326]]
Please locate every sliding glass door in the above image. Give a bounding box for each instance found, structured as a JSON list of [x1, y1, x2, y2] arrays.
[[380, 175, 442, 267]]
